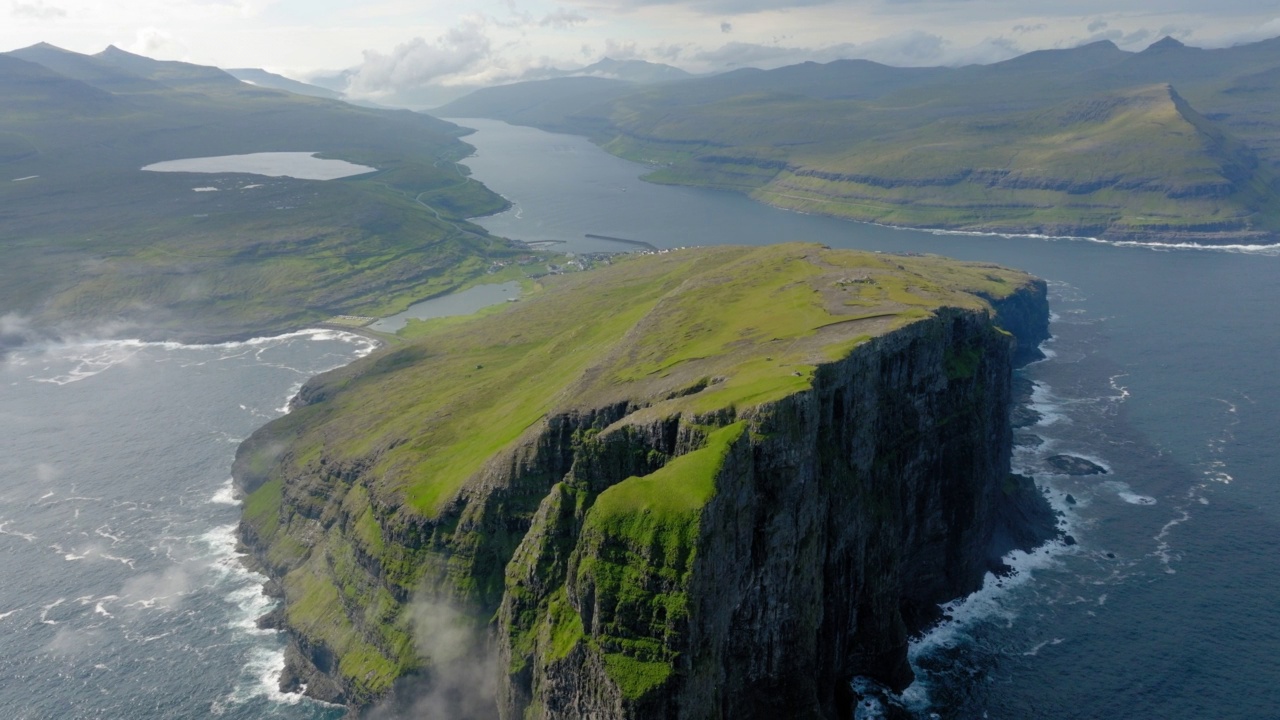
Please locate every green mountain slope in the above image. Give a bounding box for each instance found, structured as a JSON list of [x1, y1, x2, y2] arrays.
[[226, 67, 345, 100], [0, 45, 523, 341], [442, 37, 1280, 243], [743, 85, 1279, 240]]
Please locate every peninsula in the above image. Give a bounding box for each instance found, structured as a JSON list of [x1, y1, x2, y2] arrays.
[[234, 244, 1057, 718]]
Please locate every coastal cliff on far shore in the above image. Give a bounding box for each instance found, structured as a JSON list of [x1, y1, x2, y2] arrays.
[[233, 244, 1056, 718]]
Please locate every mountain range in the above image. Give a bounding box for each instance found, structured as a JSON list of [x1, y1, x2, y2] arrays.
[[302, 57, 691, 110], [438, 37, 1280, 244]]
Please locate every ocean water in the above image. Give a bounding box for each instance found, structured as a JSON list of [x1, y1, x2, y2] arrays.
[[0, 331, 373, 720], [3, 116, 1279, 719]]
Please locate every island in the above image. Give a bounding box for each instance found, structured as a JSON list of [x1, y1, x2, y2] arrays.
[[233, 243, 1057, 718]]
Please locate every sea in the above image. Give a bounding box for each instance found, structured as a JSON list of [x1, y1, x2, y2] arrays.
[[2, 116, 1278, 719]]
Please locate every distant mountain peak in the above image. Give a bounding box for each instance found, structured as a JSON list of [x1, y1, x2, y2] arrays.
[[1083, 39, 1122, 51], [1145, 36, 1187, 52], [23, 41, 69, 52]]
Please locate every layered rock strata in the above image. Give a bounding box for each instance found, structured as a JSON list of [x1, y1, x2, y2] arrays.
[[234, 244, 1054, 718]]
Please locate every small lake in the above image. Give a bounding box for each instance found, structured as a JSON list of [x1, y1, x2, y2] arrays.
[[369, 281, 523, 333], [141, 152, 375, 180]]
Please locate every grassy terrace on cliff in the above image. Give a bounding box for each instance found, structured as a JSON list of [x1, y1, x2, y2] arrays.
[[236, 243, 1043, 706], [0, 44, 526, 341]]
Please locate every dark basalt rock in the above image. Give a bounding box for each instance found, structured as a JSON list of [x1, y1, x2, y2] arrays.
[[1046, 454, 1109, 476], [1014, 432, 1045, 448], [256, 604, 286, 631]]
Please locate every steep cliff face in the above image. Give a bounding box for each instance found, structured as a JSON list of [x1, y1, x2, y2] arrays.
[[498, 308, 1041, 720], [233, 244, 1052, 717]]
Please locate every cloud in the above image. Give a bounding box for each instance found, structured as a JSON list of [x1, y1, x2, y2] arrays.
[[690, 30, 1021, 71], [1088, 18, 1109, 33], [10, 0, 65, 19], [721, 21, 732, 33], [0, 313, 42, 354], [120, 564, 195, 610], [35, 462, 59, 483], [1073, 25, 1157, 50], [346, 19, 492, 97], [1198, 19, 1278, 47], [539, 8, 588, 28], [572, 0, 838, 14], [602, 37, 641, 60], [693, 40, 805, 68], [651, 42, 688, 60], [128, 27, 187, 59], [364, 600, 498, 720]]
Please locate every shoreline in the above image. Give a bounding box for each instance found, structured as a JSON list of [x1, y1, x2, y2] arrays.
[[454, 118, 1280, 253]]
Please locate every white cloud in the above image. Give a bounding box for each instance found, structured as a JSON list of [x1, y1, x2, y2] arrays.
[[688, 30, 1021, 72], [127, 26, 187, 59], [539, 7, 587, 29], [11, 0, 66, 19], [345, 17, 492, 97], [602, 37, 641, 60], [1208, 17, 1280, 47]]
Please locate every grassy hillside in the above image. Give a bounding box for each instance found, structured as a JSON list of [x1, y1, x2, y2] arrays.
[[441, 37, 1280, 243], [237, 243, 1042, 701], [0, 44, 525, 340]]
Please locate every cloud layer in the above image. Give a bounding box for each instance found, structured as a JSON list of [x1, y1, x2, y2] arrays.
[[1, 0, 1278, 101]]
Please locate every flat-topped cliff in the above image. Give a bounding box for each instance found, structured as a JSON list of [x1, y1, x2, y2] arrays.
[[233, 243, 1055, 718]]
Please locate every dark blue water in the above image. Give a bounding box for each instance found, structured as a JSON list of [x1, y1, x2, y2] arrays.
[[453, 118, 1280, 719], [0, 331, 372, 720]]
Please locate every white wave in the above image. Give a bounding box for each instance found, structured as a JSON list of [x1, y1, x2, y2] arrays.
[[17, 328, 373, 358], [0, 521, 37, 542], [29, 343, 144, 385], [197, 524, 278, 636], [1119, 493, 1157, 506], [902, 223, 1280, 256], [902, 537, 1075, 710], [40, 598, 65, 625], [226, 648, 309, 706], [1152, 507, 1192, 574], [1028, 382, 1069, 427], [1108, 374, 1131, 402], [95, 526, 125, 545], [101, 553, 136, 569], [210, 479, 241, 506], [1021, 637, 1064, 656], [276, 380, 305, 415]]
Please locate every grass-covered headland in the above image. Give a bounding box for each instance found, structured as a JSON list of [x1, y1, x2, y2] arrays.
[[234, 244, 1051, 714]]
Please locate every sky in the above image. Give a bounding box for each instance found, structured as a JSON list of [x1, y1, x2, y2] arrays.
[[5, 0, 1280, 101]]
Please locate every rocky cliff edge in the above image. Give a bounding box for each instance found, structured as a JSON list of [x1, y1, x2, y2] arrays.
[[233, 243, 1054, 718]]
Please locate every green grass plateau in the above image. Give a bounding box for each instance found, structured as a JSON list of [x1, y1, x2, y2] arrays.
[[238, 243, 1039, 699]]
